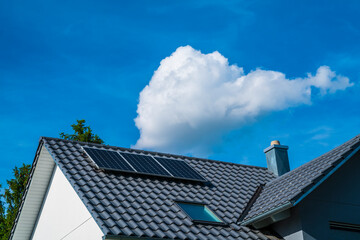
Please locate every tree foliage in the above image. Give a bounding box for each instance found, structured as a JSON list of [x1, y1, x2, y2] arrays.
[[0, 164, 31, 239], [0, 120, 103, 238], [60, 119, 104, 144]]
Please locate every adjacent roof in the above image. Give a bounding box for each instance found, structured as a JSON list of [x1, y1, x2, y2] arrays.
[[243, 134, 360, 223], [41, 137, 276, 240]]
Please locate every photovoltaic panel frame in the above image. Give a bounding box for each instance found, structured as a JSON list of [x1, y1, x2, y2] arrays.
[[83, 147, 207, 182], [155, 157, 207, 182], [119, 152, 171, 177], [83, 147, 134, 172]]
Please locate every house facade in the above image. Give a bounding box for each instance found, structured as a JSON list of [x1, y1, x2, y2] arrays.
[[9, 134, 360, 239], [271, 148, 360, 239]]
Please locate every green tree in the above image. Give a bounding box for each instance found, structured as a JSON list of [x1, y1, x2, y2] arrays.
[[0, 164, 31, 240], [0, 120, 104, 238], [60, 119, 104, 144]]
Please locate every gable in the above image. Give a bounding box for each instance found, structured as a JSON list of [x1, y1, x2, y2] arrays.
[[11, 144, 55, 240], [32, 166, 103, 239], [295, 149, 360, 239], [242, 134, 360, 227], [305, 149, 360, 207], [270, 148, 360, 240]]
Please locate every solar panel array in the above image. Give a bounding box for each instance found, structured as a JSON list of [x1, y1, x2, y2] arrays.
[[83, 147, 207, 182]]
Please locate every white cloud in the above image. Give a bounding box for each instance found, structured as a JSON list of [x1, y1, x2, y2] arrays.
[[134, 46, 353, 155]]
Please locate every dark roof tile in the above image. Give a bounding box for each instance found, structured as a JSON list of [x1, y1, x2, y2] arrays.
[[244, 134, 360, 222], [41, 137, 277, 239]]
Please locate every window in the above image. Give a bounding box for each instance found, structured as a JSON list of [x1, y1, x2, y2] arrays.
[[176, 201, 224, 225]]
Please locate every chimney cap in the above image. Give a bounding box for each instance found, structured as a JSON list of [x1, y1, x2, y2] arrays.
[[264, 142, 289, 153], [271, 140, 280, 145]]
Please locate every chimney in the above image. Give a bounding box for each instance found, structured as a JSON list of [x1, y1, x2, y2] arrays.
[[264, 140, 290, 176]]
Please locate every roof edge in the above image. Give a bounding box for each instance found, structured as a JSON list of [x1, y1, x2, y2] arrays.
[[241, 202, 292, 226], [9, 139, 45, 239], [265, 134, 360, 186], [243, 139, 360, 226], [293, 143, 360, 206], [40, 136, 270, 170]]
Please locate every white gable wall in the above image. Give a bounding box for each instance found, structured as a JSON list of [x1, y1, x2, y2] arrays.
[[32, 165, 103, 240], [12, 145, 55, 240]]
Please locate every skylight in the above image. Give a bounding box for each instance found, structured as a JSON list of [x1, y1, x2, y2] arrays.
[[177, 202, 224, 224]]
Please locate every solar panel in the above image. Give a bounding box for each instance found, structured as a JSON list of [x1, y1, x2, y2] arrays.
[[120, 152, 171, 177], [154, 157, 206, 182], [83, 147, 207, 182], [83, 147, 134, 172]]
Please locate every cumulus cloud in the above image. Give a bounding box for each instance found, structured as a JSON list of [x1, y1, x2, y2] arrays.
[[134, 46, 353, 155]]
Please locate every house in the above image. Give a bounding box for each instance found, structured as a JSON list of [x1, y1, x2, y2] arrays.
[[9, 134, 360, 240]]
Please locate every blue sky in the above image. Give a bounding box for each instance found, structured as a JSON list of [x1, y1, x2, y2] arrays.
[[1, 0, 360, 186]]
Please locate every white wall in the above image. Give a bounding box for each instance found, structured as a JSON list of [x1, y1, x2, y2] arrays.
[[32, 166, 103, 240], [12, 145, 55, 240]]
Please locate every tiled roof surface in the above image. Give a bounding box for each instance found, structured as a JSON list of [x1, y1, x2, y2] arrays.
[[43, 137, 276, 240], [244, 134, 360, 221]]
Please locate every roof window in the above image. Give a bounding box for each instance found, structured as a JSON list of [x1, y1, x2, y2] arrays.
[[176, 201, 225, 225]]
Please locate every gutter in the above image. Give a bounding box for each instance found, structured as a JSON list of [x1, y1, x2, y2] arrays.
[[241, 201, 292, 226]]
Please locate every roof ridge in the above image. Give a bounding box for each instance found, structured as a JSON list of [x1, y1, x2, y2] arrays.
[[40, 136, 269, 170]]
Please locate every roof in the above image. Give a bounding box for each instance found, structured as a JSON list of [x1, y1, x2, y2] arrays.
[[40, 137, 276, 240], [11, 134, 360, 239], [243, 134, 360, 223]]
